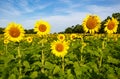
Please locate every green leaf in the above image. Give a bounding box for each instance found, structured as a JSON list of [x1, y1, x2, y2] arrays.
[[107, 74, 118, 79], [45, 61, 54, 69], [73, 62, 82, 76], [33, 61, 42, 67], [66, 69, 74, 79], [30, 71, 38, 79], [107, 56, 120, 65], [8, 74, 16, 79], [23, 61, 30, 68], [53, 66, 60, 75], [115, 67, 120, 75]]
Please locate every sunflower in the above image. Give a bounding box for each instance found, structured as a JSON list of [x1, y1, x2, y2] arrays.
[[57, 34, 65, 41], [70, 34, 77, 40], [4, 39, 9, 44], [4, 22, 25, 42], [26, 36, 33, 43], [34, 20, 50, 36], [82, 15, 101, 34], [104, 17, 119, 34], [51, 40, 69, 57]]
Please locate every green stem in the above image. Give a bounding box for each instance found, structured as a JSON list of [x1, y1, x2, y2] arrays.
[[62, 56, 64, 74], [5, 44, 8, 55], [99, 40, 105, 68], [41, 41, 45, 73], [80, 38, 84, 62], [18, 44, 22, 79], [99, 55, 102, 68]]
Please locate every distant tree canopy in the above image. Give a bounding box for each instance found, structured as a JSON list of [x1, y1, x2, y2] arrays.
[[25, 29, 36, 34], [0, 27, 4, 34], [0, 13, 120, 34], [64, 24, 84, 33]]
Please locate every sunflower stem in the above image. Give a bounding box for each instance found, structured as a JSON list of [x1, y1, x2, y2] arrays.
[[80, 37, 84, 62], [17, 43, 22, 79], [99, 55, 102, 68], [99, 39, 105, 68], [5, 44, 8, 55], [62, 56, 65, 74], [41, 40, 45, 73]]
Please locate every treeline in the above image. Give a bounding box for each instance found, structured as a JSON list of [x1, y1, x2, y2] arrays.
[[0, 13, 120, 34]]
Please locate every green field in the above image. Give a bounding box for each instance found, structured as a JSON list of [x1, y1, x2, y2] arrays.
[[0, 34, 120, 79]]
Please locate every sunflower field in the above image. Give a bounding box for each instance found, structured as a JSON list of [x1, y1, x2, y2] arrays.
[[0, 15, 120, 79]]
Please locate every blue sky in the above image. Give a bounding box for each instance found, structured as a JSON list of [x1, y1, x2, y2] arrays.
[[0, 0, 120, 33]]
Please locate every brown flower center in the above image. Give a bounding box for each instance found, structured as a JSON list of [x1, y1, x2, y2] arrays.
[[60, 36, 63, 39], [39, 24, 47, 32], [72, 35, 75, 39], [107, 20, 115, 30], [55, 43, 64, 52], [86, 16, 98, 29], [28, 38, 32, 41], [9, 27, 20, 38]]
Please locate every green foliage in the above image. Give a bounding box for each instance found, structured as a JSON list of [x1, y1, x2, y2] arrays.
[[0, 27, 4, 34], [0, 34, 120, 79]]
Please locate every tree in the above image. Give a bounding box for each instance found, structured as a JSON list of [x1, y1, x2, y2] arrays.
[[64, 27, 73, 33], [25, 29, 36, 34], [73, 24, 84, 33], [0, 27, 4, 34]]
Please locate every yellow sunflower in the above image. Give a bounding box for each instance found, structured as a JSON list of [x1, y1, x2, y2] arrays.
[[26, 36, 33, 43], [4, 22, 25, 42], [51, 40, 69, 57], [34, 20, 50, 36], [82, 15, 101, 34], [4, 39, 9, 44], [104, 17, 119, 34], [70, 34, 77, 40], [57, 34, 65, 41]]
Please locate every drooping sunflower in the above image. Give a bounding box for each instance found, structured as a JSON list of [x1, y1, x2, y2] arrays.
[[51, 40, 69, 57], [4, 22, 25, 42], [57, 34, 65, 41], [82, 15, 101, 34], [70, 34, 77, 40], [34, 20, 50, 36], [104, 17, 119, 34], [26, 36, 33, 43]]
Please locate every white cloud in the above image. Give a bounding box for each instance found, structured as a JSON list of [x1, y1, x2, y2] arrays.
[[0, 1, 21, 16], [18, 0, 52, 13], [0, 19, 10, 27], [59, 0, 72, 4], [87, 4, 120, 20], [0, 0, 120, 33], [42, 12, 88, 33]]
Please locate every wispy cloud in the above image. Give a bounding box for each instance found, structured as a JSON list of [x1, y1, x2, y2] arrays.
[[0, 1, 21, 16], [18, 0, 52, 13], [0, 0, 52, 17], [86, 4, 120, 20], [0, 0, 120, 33]]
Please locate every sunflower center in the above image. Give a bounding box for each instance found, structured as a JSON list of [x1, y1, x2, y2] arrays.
[[60, 36, 63, 39], [72, 35, 75, 39], [86, 16, 98, 29], [107, 20, 115, 30], [9, 27, 20, 38], [28, 38, 31, 41], [39, 24, 47, 32], [55, 43, 64, 52]]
